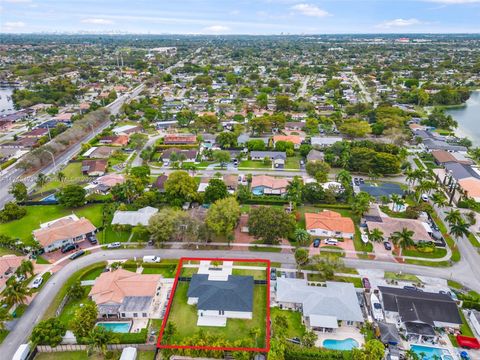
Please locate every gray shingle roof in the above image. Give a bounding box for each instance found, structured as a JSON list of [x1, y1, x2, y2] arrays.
[[188, 274, 254, 312], [250, 151, 286, 160], [444, 162, 480, 181], [119, 296, 152, 312]]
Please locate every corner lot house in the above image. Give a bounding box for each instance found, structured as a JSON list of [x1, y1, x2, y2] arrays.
[[111, 206, 158, 227], [251, 175, 289, 196], [33, 215, 96, 252], [305, 210, 355, 239], [366, 216, 432, 243], [0, 255, 25, 291], [276, 278, 364, 331], [379, 286, 462, 342], [187, 274, 254, 327], [89, 269, 161, 319]]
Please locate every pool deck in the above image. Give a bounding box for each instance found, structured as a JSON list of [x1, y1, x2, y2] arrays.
[[314, 326, 365, 349]]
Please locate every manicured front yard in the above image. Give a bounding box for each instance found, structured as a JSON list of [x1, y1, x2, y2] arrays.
[[270, 308, 306, 340], [402, 246, 447, 259], [34, 162, 84, 194], [34, 351, 154, 360], [0, 204, 104, 245], [384, 272, 420, 283], [142, 265, 178, 278], [238, 160, 270, 169], [164, 281, 267, 348]]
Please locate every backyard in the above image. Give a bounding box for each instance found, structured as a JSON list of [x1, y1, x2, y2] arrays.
[[163, 281, 267, 348], [0, 204, 104, 245], [270, 308, 306, 340]]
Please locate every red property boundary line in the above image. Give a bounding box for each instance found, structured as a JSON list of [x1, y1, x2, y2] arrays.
[[157, 257, 271, 353]]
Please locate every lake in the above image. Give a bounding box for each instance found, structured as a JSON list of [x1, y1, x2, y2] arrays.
[[0, 87, 15, 115], [446, 90, 480, 147]]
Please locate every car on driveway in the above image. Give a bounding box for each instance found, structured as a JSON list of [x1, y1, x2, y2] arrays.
[[61, 244, 78, 253], [107, 242, 121, 249], [353, 178, 360, 186], [270, 268, 277, 281], [30, 276, 43, 289], [324, 238, 338, 245], [362, 277, 371, 290], [383, 241, 392, 250], [313, 238, 321, 248]]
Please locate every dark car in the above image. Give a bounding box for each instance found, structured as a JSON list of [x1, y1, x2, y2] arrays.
[[353, 178, 360, 186], [88, 235, 97, 245], [61, 244, 78, 253], [69, 250, 85, 260], [288, 337, 301, 345], [403, 285, 417, 291], [359, 178, 365, 184], [383, 241, 392, 251], [270, 268, 277, 281], [313, 238, 321, 248], [362, 278, 371, 289]]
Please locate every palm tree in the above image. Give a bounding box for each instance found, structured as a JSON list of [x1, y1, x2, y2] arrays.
[[0, 308, 12, 331], [368, 228, 384, 243], [294, 228, 311, 247], [450, 221, 470, 241], [431, 192, 447, 208], [405, 349, 420, 360], [445, 209, 463, 226], [390, 228, 415, 255], [16, 260, 34, 278], [56, 171, 66, 182], [465, 211, 477, 226], [86, 326, 118, 356], [390, 194, 403, 212], [3, 278, 32, 307], [36, 173, 47, 188]]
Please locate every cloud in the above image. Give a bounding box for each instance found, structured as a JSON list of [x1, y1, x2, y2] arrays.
[[424, 0, 480, 3], [81, 18, 114, 25], [291, 3, 330, 17], [2, 21, 26, 32], [377, 18, 423, 28], [4, 0, 32, 3], [202, 25, 230, 33]]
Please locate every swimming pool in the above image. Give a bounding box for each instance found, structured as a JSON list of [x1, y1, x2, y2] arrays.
[[96, 321, 131, 333], [322, 338, 359, 351], [410, 345, 454, 360]]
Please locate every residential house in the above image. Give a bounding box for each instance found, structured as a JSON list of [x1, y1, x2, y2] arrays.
[[276, 279, 364, 331], [468, 310, 480, 338], [85, 173, 125, 194], [83, 146, 116, 159], [366, 216, 432, 243], [89, 269, 161, 319], [112, 125, 142, 135], [21, 128, 49, 138], [82, 159, 107, 176], [111, 206, 159, 227], [223, 174, 238, 193], [431, 150, 473, 166], [163, 133, 197, 145], [306, 149, 324, 162], [237, 134, 269, 146], [305, 210, 355, 239], [378, 286, 462, 342], [0, 255, 25, 291], [160, 148, 197, 162], [285, 121, 305, 131], [99, 134, 129, 146], [251, 175, 289, 196], [272, 135, 302, 149], [33, 215, 96, 252], [250, 151, 286, 168], [310, 136, 343, 147], [187, 274, 254, 327], [413, 130, 467, 152], [153, 175, 168, 192]]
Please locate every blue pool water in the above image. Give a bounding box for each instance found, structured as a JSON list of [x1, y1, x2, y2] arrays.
[[41, 194, 57, 202], [411, 345, 453, 360], [96, 321, 131, 333], [322, 338, 359, 351]]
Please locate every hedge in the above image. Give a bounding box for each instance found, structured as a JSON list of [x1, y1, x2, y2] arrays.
[[1, 158, 17, 170], [142, 262, 178, 269], [155, 144, 199, 150], [244, 197, 289, 205], [285, 345, 354, 360], [116, 328, 148, 344], [310, 203, 352, 210]]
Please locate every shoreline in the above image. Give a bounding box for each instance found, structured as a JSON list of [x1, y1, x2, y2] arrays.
[[446, 90, 480, 147]]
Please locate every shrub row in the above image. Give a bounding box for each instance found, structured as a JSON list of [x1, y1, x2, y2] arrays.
[[116, 329, 148, 344], [243, 197, 289, 205], [285, 345, 353, 360], [1, 158, 17, 170], [155, 144, 199, 150], [142, 262, 178, 269]]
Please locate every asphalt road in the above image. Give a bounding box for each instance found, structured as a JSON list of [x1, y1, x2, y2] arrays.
[[2, 245, 480, 357]]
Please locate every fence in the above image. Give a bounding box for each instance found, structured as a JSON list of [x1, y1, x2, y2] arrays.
[[37, 343, 156, 352], [55, 294, 70, 317]]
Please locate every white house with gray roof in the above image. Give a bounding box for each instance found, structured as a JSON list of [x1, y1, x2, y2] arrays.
[[276, 278, 364, 330], [111, 206, 158, 227], [187, 274, 254, 327]]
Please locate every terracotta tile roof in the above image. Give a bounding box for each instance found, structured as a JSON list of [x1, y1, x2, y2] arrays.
[[89, 269, 161, 305], [273, 135, 302, 145], [251, 175, 289, 190], [458, 178, 480, 199], [100, 134, 129, 146], [0, 255, 24, 275], [164, 134, 197, 144], [96, 174, 126, 187], [305, 210, 355, 233], [33, 217, 96, 247], [82, 159, 107, 174]]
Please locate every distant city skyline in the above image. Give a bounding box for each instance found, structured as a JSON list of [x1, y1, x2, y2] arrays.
[[2, 0, 480, 34]]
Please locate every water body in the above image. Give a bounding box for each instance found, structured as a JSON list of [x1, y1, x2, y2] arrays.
[[446, 90, 480, 147], [0, 87, 16, 115]]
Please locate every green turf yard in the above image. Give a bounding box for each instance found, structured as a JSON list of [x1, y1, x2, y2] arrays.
[[0, 204, 103, 245], [165, 281, 267, 348], [270, 308, 306, 340], [34, 351, 155, 360], [34, 162, 84, 194]]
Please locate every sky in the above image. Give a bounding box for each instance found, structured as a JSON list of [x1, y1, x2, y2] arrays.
[[1, 0, 480, 34]]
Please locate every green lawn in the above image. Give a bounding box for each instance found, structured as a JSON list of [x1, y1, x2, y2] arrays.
[[232, 268, 267, 280], [142, 265, 177, 278], [448, 280, 463, 290], [34, 162, 84, 194], [460, 310, 474, 337], [0, 248, 21, 256], [285, 156, 301, 170], [34, 352, 122, 360], [271, 308, 305, 340], [81, 266, 106, 281], [402, 247, 447, 259], [238, 160, 270, 169], [306, 274, 363, 287], [0, 330, 8, 345], [468, 233, 480, 248], [0, 204, 104, 245], [384, 272, 420, 282], [164, 282, 267, 348], [57, 287, 93, 326], [248, 245, 282, 253], [101, 225, 131, 244]]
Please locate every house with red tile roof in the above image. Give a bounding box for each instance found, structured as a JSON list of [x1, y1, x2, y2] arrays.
[[273, 135, 303, 149], [305, 210, 355, 239], [163, 133, 197, 145], [82, 159, 107, 176], [99, 134, 129, 146], [89, 269, 161, 319], [251, 175, 290, 196], [0, 255, 26, 291]]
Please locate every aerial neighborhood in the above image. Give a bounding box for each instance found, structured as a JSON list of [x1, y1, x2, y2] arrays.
[[0, 27, 480, 360]]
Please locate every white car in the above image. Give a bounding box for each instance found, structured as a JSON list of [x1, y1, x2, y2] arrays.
[[324, 238, 338, 245], [421, 194, 429, 202], [107, 242, 121, 249], [30, 277, 43, 289]]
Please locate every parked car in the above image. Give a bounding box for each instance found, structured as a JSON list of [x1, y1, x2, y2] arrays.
[[403, 285, 418, 291], [421, 193, 429, 202], [107, 242, 121, 249], [383, 241, 392, 251], [69, 250, 85, 260], [87, 235, 97, 244], [359, 178, 365, 184], [324, 238, 338, 245], [313, 238, 321, 248], [61, 244, 78, 253], [143, 255, 161, 263], [288, 337, 301, 345], [30, 276, 43, 289], [362, 277, 371, 289], [353, 178, 360, 186], [270, 268, 277, 281]]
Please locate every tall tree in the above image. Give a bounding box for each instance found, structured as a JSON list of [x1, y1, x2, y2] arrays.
[[206, 198, 241, 239], [57, 184, 86, 208], [248, 207, 296, 244], [390, 228, 415, 253], [70, 302, 98, 340], [204, 179, 229, 204], [9, 182, 28, 202], [164, 171, 198, 206], [30, 318, 66, 347], [3, 278, 32, 307]]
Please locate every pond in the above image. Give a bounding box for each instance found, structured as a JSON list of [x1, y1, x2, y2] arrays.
[[446, 90, 480, 147]]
